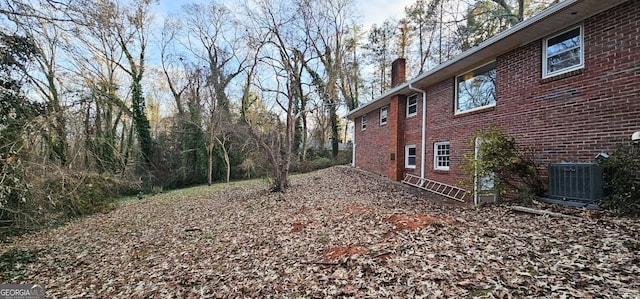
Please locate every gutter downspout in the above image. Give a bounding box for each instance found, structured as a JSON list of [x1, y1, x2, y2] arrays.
[[352, 120, 356, 167], [408, 84, 427, 180]]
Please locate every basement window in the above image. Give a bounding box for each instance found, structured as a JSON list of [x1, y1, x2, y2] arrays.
[[455, 61, 496, 114], [434, 142, 450, 171], [380, 106, 388, 125], [405, 145, 416, 169], [361, 114, 367, 130], [407, 94, 417, 117], [543, 25, 583, 78]]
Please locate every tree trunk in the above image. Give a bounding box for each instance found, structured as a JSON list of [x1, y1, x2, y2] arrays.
[[131, 80, 153, 165], [215, 136, 231, 183], [121, 119, 134, 175], [518, 0, 524, 22], [330, 107, 339, 158], [302, 112, 308, 161], [207, 143, 213, 186]]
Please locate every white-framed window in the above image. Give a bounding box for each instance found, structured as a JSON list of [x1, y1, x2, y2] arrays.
[[543, 25, 583, 78], [380, 106, 388, 125], [405, 145, 416, 169], [361, 114, 367, 131], [406, 94, 417, 117], [455, 61, 496, 114], [433, 142, 450, 171]]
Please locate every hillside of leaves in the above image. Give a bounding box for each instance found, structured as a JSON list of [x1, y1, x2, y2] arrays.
[[1, 166, 638, 298]]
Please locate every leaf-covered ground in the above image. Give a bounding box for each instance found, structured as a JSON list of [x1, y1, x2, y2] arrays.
[[1, 166, 639, 298]]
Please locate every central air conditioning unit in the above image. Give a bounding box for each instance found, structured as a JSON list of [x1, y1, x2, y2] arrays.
[[548, 163, 604, 202]]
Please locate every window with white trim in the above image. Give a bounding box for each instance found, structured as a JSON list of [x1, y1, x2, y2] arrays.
[[433, 142, 450, 171], [380, 106, 388, 125], [407, 94, 417, 117], [361, 114, 367, 130], [456, 62, 496, 114], [405, 145, 416, 169], [543, 25, 583, 78]]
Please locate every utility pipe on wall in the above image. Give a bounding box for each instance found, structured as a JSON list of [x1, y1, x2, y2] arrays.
[[351, 121, 356, 167], [408, 84, 427, 179]]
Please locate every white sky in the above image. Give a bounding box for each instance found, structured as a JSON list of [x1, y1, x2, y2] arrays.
[[155, 0, 414, 30], [354, 0, 414, 29]]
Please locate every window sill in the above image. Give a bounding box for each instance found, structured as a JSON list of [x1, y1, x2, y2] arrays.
[[453, 106, 495, 118], [541, 68, 583, 84], [432, 169, 449, 174]]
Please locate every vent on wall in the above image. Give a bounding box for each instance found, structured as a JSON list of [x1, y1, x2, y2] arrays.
[[548, 163, 604, 202]]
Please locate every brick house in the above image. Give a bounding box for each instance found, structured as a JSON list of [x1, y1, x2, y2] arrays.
[[347, 0, 640, 204]]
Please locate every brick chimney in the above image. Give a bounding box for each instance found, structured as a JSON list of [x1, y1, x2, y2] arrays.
[[391, 58, 406, 87], [388, 57, 407, 181]]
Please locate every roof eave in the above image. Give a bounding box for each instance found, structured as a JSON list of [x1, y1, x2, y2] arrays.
[[346, 0, 629, 120]]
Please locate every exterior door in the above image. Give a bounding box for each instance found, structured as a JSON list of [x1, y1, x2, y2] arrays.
[[474, 137, 497, 204]]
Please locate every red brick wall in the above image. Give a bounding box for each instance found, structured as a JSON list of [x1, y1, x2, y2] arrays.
[[424, 0, 640, 190], [403, 94, 424, 178], [391, 58, 407, 87], [353, 0, 640, 196], [354, 108, 389, 176], [424, 80, 468, 186], [388, 95, 406, 180]]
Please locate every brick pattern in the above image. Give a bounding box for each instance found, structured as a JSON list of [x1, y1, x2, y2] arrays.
[[354, 1, 640, 199], [403, 94, 423, 177], [388, 95, 406, 180], [391, 58, 406, 87], [354, 108, 389, 176]]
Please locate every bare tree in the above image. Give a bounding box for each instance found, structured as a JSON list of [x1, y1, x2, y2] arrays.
[[4, 2, 69, 165], [365, 20, 396, 95], [160, 18, 208, 184], [181, 3, 246, 114], [80, 0, 155, 166], [299, 0, 358, 158], [453, 0, 557, 50], [405, 0, 441, 74], [159, 17, 188, 119], [0, 0, 77, 23], [65, 1, 135, 173], [243, 0, 314, 191], [183, 3, 247, 185], [340, 23, 363, 111]]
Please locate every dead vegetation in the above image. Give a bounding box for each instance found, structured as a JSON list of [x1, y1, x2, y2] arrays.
[[1, 166, 638, 298]]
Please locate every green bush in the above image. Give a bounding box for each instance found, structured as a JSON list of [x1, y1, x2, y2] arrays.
[[311, 157, 333, 170], [297, 160, 315, 173], [0, 154, 37, 237], [293, 157, 334, 173], [42, 172, 139, 218], [461, 126, 544, 201], [599, 144, 640, 216], [1, 166, 140, 238]]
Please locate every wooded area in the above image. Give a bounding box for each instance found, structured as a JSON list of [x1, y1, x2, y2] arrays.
[[0, 0, 555, 234]]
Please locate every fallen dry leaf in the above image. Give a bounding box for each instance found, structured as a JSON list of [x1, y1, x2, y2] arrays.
[[1, 166, 638, 298]]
